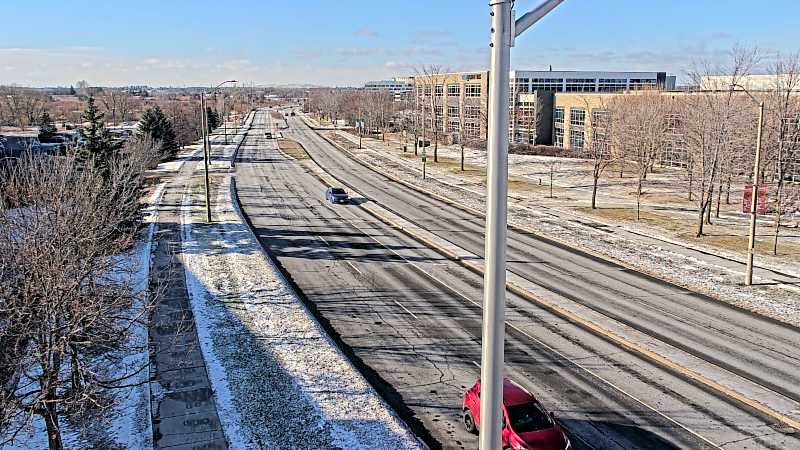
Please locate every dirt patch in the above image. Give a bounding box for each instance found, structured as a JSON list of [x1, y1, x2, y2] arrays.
[[580, 206, 800, 260], [278, 139, 309, 160], [270, 111, 284, 120]]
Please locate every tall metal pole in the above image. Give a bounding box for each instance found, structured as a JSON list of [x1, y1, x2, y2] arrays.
[[480, 1, 564, 449], [480, 1, 512, 449], [745, 101, 764, 286], [201, 93, 212, 223]]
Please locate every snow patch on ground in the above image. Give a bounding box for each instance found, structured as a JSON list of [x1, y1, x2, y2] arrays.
[[1, 184, 164, 450], [178, 174, 423, 449]]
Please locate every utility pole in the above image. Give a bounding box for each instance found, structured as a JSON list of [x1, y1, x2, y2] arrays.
[[201, 80, 237, 223], [480, 2, 564, 449], [746, 101, 764, 286], [729, 83, 765, 286], [201, 93, 212, 223]]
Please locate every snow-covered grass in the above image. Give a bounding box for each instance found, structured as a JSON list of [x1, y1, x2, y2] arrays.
[[178, 174, 424, 449]]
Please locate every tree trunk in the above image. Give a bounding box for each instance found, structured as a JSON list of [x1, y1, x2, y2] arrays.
[[591, 173, 599, 209], [460, 144, 465, 171], [715, 180, 723, 218], [434, 131, 439, 163], [44, 399, 64, 450], [687, 169, 693, 201], [773, 179, 784, 256], [636, 176, 642, 221], [696, 195, 707, 237], [725, 174, 732, 204], [549, 170, 554, 198]]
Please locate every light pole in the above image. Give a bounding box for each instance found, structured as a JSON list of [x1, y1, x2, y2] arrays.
[[201, 79, 237, 223], [481, 2, 564, 450], [730, 83, 764, 286]]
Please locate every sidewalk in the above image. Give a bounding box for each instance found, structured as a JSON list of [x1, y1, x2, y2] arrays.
[[147, 116, 423, 449], [322, 128, 800, 327]]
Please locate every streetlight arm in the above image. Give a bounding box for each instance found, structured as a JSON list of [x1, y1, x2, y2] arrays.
[[514, 0, 564, 37], [729, 83, 760, 105]]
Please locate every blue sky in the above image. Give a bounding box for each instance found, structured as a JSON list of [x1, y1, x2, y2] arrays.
[[2, 0, 799, 87]]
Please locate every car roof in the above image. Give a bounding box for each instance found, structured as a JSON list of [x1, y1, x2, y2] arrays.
[[475, 378, 536, 407]]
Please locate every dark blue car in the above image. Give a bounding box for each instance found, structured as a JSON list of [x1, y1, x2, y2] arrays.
[[325, 187, 349, 204]]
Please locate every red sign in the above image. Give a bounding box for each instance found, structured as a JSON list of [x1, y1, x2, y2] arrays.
[[742, 184, 768, 214]]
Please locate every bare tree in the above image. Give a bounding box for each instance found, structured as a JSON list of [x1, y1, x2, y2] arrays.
[[544, 159, 561, 198], [0, 87, 49, 130], [415, 65, 446, 162], [684, 46, 760, 236], [578, 96, 615, 209], [764, 53, 800, 254], [0, 139, 159, 450]]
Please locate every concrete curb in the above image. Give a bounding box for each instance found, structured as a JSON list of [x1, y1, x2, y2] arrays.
[[314, 131, 800, 433]]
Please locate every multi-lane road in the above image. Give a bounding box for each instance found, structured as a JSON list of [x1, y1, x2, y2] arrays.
[[233, 109, 800, 449]]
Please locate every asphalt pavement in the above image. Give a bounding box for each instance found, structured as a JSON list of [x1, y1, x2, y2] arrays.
[[233, 110, 800, 450]]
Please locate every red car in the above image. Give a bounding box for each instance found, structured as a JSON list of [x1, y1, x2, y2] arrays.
[[462, 378, 571, 450]]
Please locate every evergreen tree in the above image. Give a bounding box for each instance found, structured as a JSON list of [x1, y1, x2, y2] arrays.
[[69, 85, 76, 95], [138, 106, 178, 160], [206, 106, 220, 132], [38, 111, 58, 142], [77, 96, 120, 173]]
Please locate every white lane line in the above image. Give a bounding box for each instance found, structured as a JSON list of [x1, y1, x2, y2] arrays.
[[393, 299, 419, 320], [347, 261, 363, 276], [334, 203, 723, 450]]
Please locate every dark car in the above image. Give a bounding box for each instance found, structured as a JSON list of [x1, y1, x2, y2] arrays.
[[325, 187, 349, 204], [463, 378, 570, 450]]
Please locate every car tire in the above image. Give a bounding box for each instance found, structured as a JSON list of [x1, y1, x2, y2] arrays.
[[463, 409, 478, 435]]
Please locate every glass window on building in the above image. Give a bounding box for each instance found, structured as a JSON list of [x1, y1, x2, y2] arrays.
[[629, 79, 657, 90], [570, 108, 585, 127], [465, 121, 480, 137], [532, 78, 563, 92], [553, 107, 565, 124], [447, 84, 461, 96], [598, 79, 628, 92], [465, 84, 482, 97], [569, 128, 584, 150], [448, 105, 459, 119], [554, 127, 564, 147], [565, 78, 596, 92], [465, 106, 481, 120], [435, 85, 444, 96]]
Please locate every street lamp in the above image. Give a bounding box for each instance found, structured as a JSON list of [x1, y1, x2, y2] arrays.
[[201, 79, 237, 222], [730, 83, 765, 286], [481, 1, 564, 449]]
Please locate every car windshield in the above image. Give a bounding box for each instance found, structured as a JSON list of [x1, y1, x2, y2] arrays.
[[506, 402, 552, 433], [331, 188, 346, 195]]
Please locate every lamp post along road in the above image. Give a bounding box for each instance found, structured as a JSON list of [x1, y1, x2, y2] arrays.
[[729, 83, 765, 286], [201, 79, 237, 223], [746, 100, 764, 286], [201, 94, 212, 223], [481, 1, 564, 449]]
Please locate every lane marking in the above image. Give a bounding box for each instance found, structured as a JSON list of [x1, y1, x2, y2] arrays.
[[330, 195, 724, 449], [393, 300, 419, 320], [347, 261, 363, 276]]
